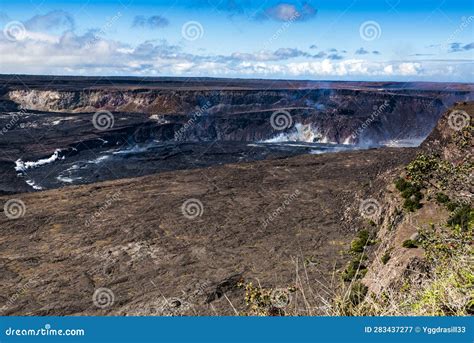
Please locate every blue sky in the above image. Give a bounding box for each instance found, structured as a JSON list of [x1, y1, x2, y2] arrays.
[[0, 0, 473, 81]]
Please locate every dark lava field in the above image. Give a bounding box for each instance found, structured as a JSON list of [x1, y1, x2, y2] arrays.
[[1, 75, 472, 194]]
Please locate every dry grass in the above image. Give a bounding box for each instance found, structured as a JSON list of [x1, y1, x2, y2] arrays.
[[239, 223, 472, 317]]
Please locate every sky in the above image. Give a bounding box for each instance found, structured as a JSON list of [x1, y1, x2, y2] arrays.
[[0, 0, 473, 82]]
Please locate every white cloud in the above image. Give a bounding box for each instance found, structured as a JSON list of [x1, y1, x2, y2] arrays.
[[286, 59, 400, 77], [0, 20, 471, 81], [398, 62, 421, 75], [383, 65, 394, 75]]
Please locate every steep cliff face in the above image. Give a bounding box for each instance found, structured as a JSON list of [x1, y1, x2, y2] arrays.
[[421, 102, 473, 164], [351, 102, 473, 316], [6, 88, 454, 145]]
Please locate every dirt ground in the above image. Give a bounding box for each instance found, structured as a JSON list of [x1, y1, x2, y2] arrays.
[[0, 147, 416, 316]]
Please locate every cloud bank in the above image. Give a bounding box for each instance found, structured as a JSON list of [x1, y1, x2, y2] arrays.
[[0, 10, 472, 81]]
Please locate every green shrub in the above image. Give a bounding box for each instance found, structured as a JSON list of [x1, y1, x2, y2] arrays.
[[435, 193, 450, 204], [342, 259, 367, 282], [403, 197, 423, 212], [343, 230, 375, 282], [466, 297, 474, 315], [401, 184, 422, 199], [349, 282, 368, 306], [447, 204, 473, 231], [395, 178, 423, 212], [395, 177, 411, 192], [446, 201, 458, 212], [381, 251, 391, 265], [402, 239, 418, 248], [406, 154, 440, 185], [350, 229, 371, 253]]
